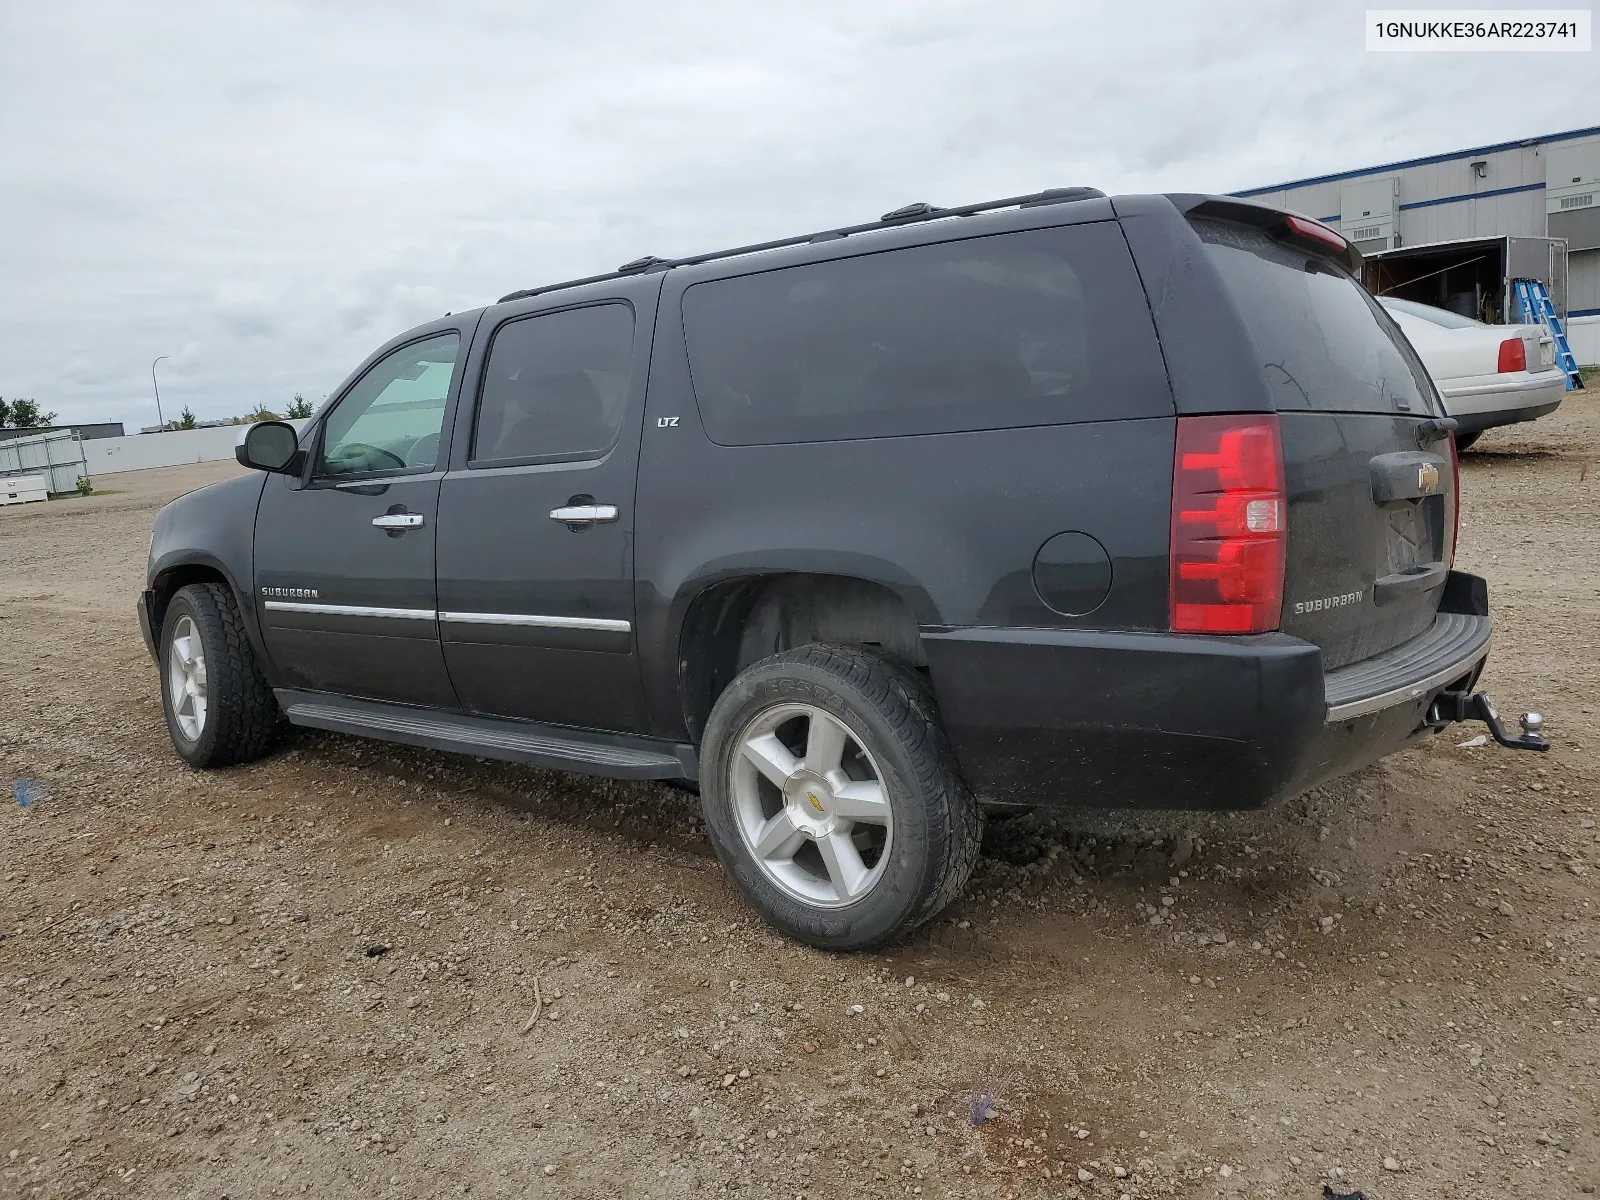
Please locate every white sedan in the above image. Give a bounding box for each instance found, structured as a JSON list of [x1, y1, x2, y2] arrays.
[[1379, 297, 1564, 450]]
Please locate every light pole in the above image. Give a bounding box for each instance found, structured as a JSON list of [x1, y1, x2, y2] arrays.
[[151, 356, 171, 430]]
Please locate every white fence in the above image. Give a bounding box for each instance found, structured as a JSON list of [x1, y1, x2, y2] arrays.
[[0, 430, 89, 494], [79, 420, 311, 476]]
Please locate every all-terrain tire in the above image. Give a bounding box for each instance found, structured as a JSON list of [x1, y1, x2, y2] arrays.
[[699, 643, 982, 950], [159, 582, 282, 768]]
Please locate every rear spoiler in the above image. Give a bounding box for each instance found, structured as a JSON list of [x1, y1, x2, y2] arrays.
[[1164, 194, 1363, 275]]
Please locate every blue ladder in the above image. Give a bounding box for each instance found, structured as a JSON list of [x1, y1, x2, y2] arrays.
[[1514, 279, 1584, 391]]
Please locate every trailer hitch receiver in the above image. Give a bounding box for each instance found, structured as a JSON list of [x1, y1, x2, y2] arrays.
[[1429, 689, 1549, 751]]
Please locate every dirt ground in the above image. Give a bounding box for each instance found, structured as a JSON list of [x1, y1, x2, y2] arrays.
[[2, 403, 1596, 1200]]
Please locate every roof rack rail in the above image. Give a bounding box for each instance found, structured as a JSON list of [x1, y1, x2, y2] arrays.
[[879, 201, 944, 222], [496, 186, 1105, 304]]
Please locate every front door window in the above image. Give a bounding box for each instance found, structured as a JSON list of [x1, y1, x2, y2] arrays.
[[318, 333, 460, 477]]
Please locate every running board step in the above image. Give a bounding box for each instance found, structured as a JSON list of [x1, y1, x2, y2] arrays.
[[276, 690, 697, 781]]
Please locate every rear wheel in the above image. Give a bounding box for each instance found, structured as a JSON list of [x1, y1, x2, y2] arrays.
[[699, 644, 981, 950], [1454, 431, 1482, 452], [159, 582, 281, 767]]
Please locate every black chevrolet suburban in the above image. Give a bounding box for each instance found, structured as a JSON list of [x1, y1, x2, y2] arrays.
[[139, 188, 1546, 949]]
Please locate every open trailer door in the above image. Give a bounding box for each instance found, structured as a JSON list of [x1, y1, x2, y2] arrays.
[[1364, 235, 1569, 326], [1507, 235, 1568, 320]]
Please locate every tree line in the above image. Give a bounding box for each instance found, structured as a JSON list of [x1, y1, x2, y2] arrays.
[[1, 392, 312, 434], [164, 393, 315, 430], [0, 398, 58, 429]]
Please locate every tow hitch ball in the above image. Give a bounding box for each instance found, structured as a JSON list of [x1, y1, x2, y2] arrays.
[[1429, 690, 1549, 752]]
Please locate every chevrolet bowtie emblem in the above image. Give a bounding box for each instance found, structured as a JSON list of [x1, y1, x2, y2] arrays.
[[1418, 463, 1439, 492], [806, 791, 825, 812]]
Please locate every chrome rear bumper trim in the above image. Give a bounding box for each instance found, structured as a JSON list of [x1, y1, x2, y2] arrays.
[[1324, 613, 1492, 722]]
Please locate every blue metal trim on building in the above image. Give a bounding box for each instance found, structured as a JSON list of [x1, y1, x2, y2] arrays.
[[1312, 182, 1546, 227], [1570, 307, 1600, 318], [1232, 125, 1600, 197], [1400, 182, 1546, 211]]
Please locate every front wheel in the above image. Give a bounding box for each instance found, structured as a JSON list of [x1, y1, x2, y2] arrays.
[[699, 644, 982, 950], [159, 582, 281, 767]]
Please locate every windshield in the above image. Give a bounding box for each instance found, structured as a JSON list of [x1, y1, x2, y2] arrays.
[[1379, 297, 1485, 330]]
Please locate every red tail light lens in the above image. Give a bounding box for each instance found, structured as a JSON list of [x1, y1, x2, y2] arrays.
[[1170, 415, 1286, 634], [1497, 337, 1526, 373], [1283, 213, 1349, 253]]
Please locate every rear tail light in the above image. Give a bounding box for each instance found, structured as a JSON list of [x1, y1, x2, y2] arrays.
[[1497, 337, 1526, 373], [1170, 415, 1286, 634]]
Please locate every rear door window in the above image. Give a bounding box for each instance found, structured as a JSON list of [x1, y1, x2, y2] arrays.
[[1194, 219, 1440, 415], [681, 223, 1171, 445], [471, 303, 635, 464]]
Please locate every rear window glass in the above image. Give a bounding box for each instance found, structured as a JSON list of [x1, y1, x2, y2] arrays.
[[681, 223, 1172, 445], [1194, 220, 1440, 416]]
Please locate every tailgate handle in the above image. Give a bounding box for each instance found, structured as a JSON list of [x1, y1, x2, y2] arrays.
[[1372, 562, 1448, 607], [1370, 450, 1448, 503]]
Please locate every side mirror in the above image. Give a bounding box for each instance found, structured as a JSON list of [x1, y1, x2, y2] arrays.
[[236, 421, 303, 473]]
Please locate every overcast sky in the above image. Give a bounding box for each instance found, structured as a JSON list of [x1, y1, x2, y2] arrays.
[[1, 0, 1595, 430]]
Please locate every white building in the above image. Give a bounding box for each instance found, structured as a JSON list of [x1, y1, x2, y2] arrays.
[[1235, 126, 1599, 365]]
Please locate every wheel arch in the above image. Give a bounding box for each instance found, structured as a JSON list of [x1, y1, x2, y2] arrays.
[[676, 572, 927, 745], [146, 554, 272, 673]]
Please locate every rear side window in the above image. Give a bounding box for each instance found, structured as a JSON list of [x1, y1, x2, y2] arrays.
[[472, 303, 634, 464], [681, 223, 1171, 445], [1194, 220, 1440, 415]]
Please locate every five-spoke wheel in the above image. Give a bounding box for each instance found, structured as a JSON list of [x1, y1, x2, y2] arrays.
[[732, 703, 894, 907], [158, 582, 281, 767], [166, 614, 209, 742], [700, 644, 982, 950]]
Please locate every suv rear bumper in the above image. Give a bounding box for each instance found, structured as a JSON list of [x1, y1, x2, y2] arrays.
[[921, 605, 1490, 811]]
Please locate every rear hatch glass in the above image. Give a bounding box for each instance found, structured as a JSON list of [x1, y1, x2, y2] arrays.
[[1194, 218, 1455, 671], [1194, 219, 1441, 416]]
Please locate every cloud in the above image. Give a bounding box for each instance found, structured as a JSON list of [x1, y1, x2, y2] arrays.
[[0, 0, 1594, 427]]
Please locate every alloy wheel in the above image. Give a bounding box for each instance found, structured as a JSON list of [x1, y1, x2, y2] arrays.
[[729, 703, 894, 907], [167, 615, 208, 741]]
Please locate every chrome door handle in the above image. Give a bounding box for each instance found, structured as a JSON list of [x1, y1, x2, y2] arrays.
[[549, 504, 619, 525], [372, 513, 425, 530]]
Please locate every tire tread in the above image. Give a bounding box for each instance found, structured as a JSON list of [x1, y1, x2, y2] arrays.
[[701, 642, 982, 948], [164, 583, 281, 767]]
